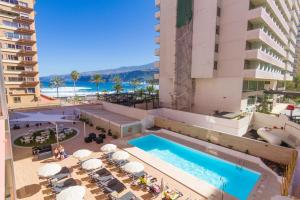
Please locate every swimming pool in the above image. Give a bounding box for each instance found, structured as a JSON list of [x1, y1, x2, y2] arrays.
[[128, 134, 261, 200]]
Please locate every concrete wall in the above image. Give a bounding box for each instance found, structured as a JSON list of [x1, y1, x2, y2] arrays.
[[0, 119, 5, 199], [191, 0, 217, 78], [101, 101, 148, 120], [192, 78, 244, 114], [154, 116, 297, 164], [150, 108, 252, 136]]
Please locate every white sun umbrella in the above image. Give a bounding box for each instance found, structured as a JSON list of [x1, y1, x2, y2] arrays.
[[123, 161, 144, 174], [82, 159, 102, 171], [38, 163, 62, 178], [101, 144, 117, 153], [56, 186, 86, 200], [112, 151, 129, 161], [73, 149, 92, 159]]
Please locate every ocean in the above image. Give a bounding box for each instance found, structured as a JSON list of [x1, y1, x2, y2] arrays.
[[41, 80, 150, 97]]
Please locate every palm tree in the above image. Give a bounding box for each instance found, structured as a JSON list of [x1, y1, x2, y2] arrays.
[[70, 70, 80, 97], [146, 85, 155, 95], [113, 76, 123, 94], [90, 74, 105, 94], [129, 79, 141, 93], [49, 76, 64, 98]]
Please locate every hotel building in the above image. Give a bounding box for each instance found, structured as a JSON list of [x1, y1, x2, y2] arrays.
[[155, 0, 300, 114], [0, 0, 40, 109], [0, 58, 15, 199]]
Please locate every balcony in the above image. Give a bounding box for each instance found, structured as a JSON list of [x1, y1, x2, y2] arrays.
[[291, 10, 299, 23], [17, 49, 37, 56], [245, 49, 285, 69], [155, 36, 160, 44], [155, 24, 160, 32], [20, 79, 39, 87], [289, 21, 297, 35], [154, 61, 160, 68], [289, 32, 296, 45], [286, 63, 294, 72], [16, 38, 35, 45], [155, 0, 160, 7], [155, 48, 160, 56], [248, 7, 288, 45], [13, 16, 34, 24], [15, 27, 35, 34], [278, 0, 291, 21], [265, 0, 289, 33], [14, 3, 33, 13], [285, 73, 293, 81], [285, 0, 293, 10], [246, 28, 286, 57], [20, 60, 37, 65], [244, 68, 284, 80], [2, 59, 20, 64], [285, 52, 294, 63], [155, 11, 160, 19], [20, 70, 38, 76]]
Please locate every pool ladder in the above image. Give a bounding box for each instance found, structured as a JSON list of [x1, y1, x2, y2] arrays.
[[236, 159, 245, 170]]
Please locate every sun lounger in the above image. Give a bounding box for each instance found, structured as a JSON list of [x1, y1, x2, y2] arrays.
[[115, 160, 129, 168], [94, 174, 114, 183], [48, 167, 70, 185], [103, 180, 126, 193], [162, 189, 183, 200], [52, 178, 77, 193], [98, 178, 119, 188], [130, 171, 146, 180], [113, 191, 140, 200]]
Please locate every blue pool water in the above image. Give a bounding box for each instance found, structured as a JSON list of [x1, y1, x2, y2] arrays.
[[128, 134, 261, 200]]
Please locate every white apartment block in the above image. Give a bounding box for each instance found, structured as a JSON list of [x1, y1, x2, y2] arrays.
[[155, 0, 300, 115]]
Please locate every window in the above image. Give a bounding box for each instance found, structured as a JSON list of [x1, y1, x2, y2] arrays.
[[18, 1, 28, 7], [248, 81, 257, 91], [13, 97, 21, 103], [3, 20, 18, 28], [247, 96, 256, 106], [215, 44, 219, 53], [23, 56, 32, 61], [257, 81, 265, 90], [7, 54, 18, 60], [214, 61, 218, 70], [216, 25, 220, 35], [27, 88, 35, 93], [217, 7, 221, 17]]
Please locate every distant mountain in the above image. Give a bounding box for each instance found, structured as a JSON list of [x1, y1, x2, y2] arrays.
[[40, 62, 158, 82]]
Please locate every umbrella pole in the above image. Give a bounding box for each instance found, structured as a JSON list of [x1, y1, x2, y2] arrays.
[[56, 123, 59, 145], [84, 122, 86, 137]]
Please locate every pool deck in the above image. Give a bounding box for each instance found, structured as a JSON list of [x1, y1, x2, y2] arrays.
[[10, 106, 283, 200]]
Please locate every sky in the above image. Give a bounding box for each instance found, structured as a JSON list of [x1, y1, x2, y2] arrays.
[[35, 0, 158, 76]]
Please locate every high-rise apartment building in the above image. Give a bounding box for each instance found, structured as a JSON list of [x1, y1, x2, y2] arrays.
[[0, 56, 15, 199], [0, 0, 40, 109], [155, 0, 300, 114]]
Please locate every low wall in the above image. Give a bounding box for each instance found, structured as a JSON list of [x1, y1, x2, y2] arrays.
[[150, 108, 253, 136], [154, 117, 297, 165], [101, 101, 148, 120]]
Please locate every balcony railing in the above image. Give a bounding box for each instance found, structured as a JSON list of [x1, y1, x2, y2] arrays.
[[13, 16, 34, 24]]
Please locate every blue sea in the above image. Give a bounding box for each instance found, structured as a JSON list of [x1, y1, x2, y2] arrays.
[[41, 80, 151, 97]]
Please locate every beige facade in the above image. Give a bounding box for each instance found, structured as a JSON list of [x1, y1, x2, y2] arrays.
[[0, 0, 40, 109], [0, 54, 15, 199], [155, 0, 300, 114]]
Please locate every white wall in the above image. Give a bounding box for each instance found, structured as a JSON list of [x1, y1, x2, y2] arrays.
[[192, 78, 243, 114], [191, 0, 217, 78], [150, 108, 252, 136]]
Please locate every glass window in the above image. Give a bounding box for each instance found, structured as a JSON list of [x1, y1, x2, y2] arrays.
[[247, 96, 256, 105], [248, 81, 257, 91], [13, 97, 21, 103], [257, 81, 264, 90]]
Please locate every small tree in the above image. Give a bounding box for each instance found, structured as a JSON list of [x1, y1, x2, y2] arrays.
[[113, 76, 123, 94], [129, 79, 141, 93], [91, 74, 105, 95], [70, 70, 80, 97], [49, 76, 64, 98]]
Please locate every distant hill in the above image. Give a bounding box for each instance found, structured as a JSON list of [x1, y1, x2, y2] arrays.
[[40, 62, 158, 82]]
